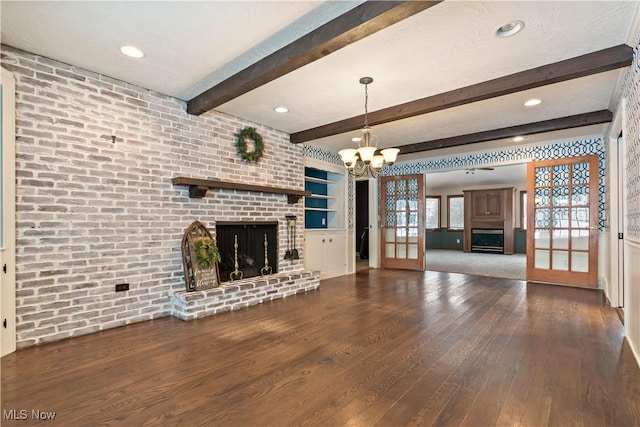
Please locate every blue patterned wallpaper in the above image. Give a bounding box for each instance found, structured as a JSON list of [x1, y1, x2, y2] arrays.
[[384, 138, 607, 230], [383, 139, 605, 176], [303, 145, 343, 166], [304, 138, 607, 230]]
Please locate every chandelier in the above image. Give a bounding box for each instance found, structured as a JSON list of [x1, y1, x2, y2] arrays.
[[338, 77, 399, 178]]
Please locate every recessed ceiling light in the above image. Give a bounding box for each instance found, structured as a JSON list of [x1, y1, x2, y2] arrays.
[[120, 45, 145, 59], [524, 98, 542, 107], [495, 20, 525, 38], [512, 136, 525, 142], [352, 137, 362, 142], [274, 107, 288, 113]]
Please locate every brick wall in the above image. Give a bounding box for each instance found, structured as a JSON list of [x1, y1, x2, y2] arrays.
[[1, 45, 307, 348]]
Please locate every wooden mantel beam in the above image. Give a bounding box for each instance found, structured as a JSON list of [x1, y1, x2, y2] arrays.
[[187, 1, 441, 115], [290, 44, 633, 144], [399, 110, 613, 154], [172, 177, 310, 204]]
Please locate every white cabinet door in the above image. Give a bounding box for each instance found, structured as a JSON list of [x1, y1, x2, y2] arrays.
[[304, 232, 326, 275], [324, 231, 346, 279], [304, 230, 347, 280]]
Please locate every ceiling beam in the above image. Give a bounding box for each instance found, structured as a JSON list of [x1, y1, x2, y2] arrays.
[[290, 44, 632, 144], [187, 1, 441, 116], [398, 110, 613, 154]]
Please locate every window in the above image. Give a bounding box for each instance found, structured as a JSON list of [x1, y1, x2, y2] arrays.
[[425, 196, 440, 229], [448, 195, 464, 229], [520, 191, 527, 230]]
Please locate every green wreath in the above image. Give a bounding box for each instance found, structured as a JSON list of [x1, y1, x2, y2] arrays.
[[191, 237, 221, 270], [235, 127, 265, 163]]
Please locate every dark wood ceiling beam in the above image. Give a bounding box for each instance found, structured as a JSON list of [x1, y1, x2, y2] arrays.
[[399, 110, 613, 154], [290, 44, 632, 144], [187, 1, 441, 116]]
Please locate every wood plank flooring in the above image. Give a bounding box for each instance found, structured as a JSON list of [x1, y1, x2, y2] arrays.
[[2, 268, 639, 426]]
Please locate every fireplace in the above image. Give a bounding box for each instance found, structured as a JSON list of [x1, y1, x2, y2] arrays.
[[216, 222, 278, 282], [471, 228, 504, 254]]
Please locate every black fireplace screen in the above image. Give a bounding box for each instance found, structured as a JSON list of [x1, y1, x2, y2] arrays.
[[215, 222, 278, 282], [471, 228, 504, 254]]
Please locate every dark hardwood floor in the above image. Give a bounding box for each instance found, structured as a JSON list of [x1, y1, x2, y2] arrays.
[[2, 268, 639, 426]]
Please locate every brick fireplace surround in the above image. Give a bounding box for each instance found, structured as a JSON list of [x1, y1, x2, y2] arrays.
[[2, 45, 320, 348], [171, 206, 320, 321]]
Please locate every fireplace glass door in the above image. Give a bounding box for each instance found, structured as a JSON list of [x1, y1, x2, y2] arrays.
[[216, 222, 278, 282], [471, 228, 504, 253]]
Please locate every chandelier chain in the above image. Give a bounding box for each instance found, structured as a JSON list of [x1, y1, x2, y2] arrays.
[[363, 82, 369, 128]]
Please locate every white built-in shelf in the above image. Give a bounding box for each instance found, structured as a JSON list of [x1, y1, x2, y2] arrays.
[[304, 176, 331, 184], [304, 163, 345, 230], [305, 207, 337, 212], [307, 194, 335, 200]]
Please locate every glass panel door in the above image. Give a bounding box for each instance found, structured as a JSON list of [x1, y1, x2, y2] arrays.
[[381, 175, 424, 270], [526, 156, 598, 287]]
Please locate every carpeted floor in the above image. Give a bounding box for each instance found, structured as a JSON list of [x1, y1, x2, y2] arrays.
[[425, 249, 526, 280]]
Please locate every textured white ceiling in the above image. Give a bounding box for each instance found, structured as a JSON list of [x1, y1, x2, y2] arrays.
[[0, 1, 360, 99], [217, 1, 636, 134], [1, 0, 638, 172], [425, 163, 528, 192]]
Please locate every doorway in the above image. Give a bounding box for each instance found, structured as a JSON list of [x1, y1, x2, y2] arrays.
[[616, 133, 626, 308], [424, 163, 527, 279], [355, 180, 369, 262], [608, 98, 627, 308]]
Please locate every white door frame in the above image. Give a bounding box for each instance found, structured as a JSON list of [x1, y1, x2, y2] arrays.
[[607, 98, 626, 308], [1, 67, 17, 356], [367, 177, 380, 268]]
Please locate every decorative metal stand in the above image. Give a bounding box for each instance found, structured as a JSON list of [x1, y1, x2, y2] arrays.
[[285, 215, 299, 260], [291, 217, 299, 260], [261, 233, 272, 276], [229, 234, 243, 281]]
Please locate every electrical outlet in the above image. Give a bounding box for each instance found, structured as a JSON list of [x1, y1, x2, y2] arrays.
[[456, 239, 461, 243], [115, 283, 129, 292]]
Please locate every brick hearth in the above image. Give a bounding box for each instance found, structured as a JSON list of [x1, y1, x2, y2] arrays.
[[170, 270, 319, 320]]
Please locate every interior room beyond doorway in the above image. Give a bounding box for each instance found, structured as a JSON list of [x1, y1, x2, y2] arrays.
[[424, 163, 527, 279]]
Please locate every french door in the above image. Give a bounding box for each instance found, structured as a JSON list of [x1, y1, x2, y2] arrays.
[[381, 174, 424, 270], [526, 156, 599, 287]]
